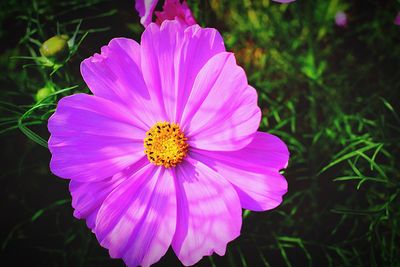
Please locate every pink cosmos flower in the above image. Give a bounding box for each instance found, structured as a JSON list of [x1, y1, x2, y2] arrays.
[[394, 12, 400, 26], [48, 20, 289, 267], [135, 0, 196, 27], [335, 11, 348, 27]]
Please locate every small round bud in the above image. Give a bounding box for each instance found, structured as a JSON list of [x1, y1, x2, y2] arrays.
[[40, 35, 69, 62], [35, 86, 55, 102]]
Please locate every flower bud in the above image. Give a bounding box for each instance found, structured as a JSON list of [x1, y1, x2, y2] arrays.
[[40, 35, 69, 62], [35, 85, 55, 102]]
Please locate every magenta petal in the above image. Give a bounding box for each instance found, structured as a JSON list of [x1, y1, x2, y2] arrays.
[[179, 1, 196, 24], [85, 209, 99, 230], [135, 0, 159, 27], [81, 38, 163, 127], [155, 0, 196, 26], [70, 178, 120, 230], [191, 132, 289, 211], [181, 52, 261, 151], [48, 93, 145, 182], [172, 158, 242, 266], [69, 158, 149, 230], [140, 21, 184, 121], [95, 164, 177, 267], [174, 24, 225, 122], [140, 21, 225, 122]]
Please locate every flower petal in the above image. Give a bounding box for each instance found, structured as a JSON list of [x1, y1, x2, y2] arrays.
[[140, 21, 225, 122], [48, 93, 145, 182], [135, 0, 159, 27], [181, 52, 261, 151], [172, 158, 242, 266], [95, 164, 177, 267], [155, 0, 197, 26], [70, 178, 119, 230], [69, 157, 149, 230], [81, 38, 162, 128], [191, 132, 289, 211]]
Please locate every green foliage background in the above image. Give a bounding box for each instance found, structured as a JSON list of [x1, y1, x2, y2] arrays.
[[0, 0, 399, 266]]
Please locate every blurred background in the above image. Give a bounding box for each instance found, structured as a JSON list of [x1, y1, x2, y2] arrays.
[[0, 0, 399, 266]]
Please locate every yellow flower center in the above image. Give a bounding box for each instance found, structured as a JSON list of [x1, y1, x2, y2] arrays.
[[144, 122, 188, 168]]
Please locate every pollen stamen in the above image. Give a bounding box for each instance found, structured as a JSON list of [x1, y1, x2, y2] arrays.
[[144, 122, 188, 168]]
